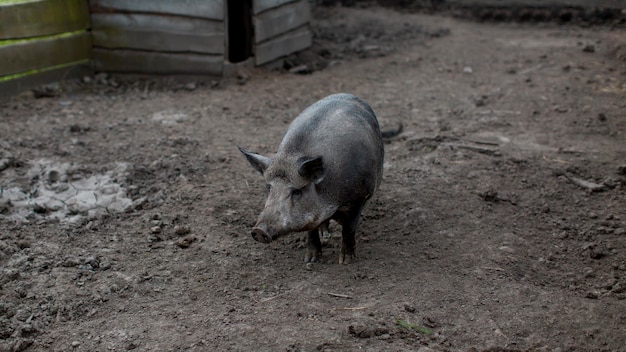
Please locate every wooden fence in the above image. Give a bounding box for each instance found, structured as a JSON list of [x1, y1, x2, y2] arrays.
[[0, 0, 312, 99], [0, 0, 92, 99]]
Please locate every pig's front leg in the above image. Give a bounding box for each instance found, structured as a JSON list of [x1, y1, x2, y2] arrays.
[[305, 229, 322, 263]]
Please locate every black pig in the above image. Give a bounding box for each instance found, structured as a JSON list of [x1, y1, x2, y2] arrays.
[[239, 93, 394, 264]]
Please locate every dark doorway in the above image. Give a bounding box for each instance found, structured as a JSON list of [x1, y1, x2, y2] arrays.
[[227, 0, 253, 63]]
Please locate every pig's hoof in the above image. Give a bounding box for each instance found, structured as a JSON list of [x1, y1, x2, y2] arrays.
[[304, 249, 322, 263], [338, 253, 355, 265]]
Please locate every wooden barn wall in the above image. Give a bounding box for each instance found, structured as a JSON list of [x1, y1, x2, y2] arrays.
[[0, 0, 92, 99], [89, 0, 225, 75], [253, 0, 312, 65]]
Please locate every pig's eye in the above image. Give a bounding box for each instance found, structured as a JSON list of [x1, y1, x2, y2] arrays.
[[290, 188, 302, 198]]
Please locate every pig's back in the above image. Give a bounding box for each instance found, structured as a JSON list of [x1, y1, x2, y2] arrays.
[[279, 94, 384, 203]]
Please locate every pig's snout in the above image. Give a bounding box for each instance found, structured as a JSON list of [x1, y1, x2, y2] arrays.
[[251, 225, 273, 243]]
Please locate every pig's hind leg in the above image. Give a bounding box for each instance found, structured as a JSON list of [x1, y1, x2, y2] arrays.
[[338, 206, 363, 265]]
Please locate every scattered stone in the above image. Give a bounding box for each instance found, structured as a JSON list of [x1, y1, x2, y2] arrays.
[[612, 283, 625, 294], [554, 106, 569, 113], [71, 340, 80, 348], [150, 226, 161, 234], [173, 225, 191, 237], [16, 240, 30, 250], [94, 72, 108, 84], [85, 256, 100, 269], [582, 45, 595, 53], [403, 303, 416, 313], [82, 76, 92, 84], [348, 324, 374, 338], [463, 66, 473, 74], [585, 291, 599, 299], [176, 235, 197, 248], [184, 82, 197, 91], [63, 257, 83, 267], [423, 316, 440, 328], [288, 65, 310, 74], [0, 150, 14, 172]]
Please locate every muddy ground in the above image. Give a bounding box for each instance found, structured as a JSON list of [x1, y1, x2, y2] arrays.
[[1, 5, 626, 352]]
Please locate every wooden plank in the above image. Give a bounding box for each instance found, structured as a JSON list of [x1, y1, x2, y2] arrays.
[[254, 0, 310, 43], [0, 32, 92, 77], [93, 29, 224, 54], [255, 25, 311, 65], [93, 49, 224, 75], [0, 0, 90, 40], [253, 0, 298, 15], [0, 63, 92, 101], [91, 13, 224, 54], [91, 13, 223, 33], [89, 0, 224, 21]]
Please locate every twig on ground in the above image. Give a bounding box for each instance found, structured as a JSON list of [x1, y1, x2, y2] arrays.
[[335, 306, 368, 311], [328, 292, 354, 299]]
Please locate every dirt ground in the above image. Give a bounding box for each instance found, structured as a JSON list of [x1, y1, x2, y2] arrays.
[[1, 5, 626, 352]]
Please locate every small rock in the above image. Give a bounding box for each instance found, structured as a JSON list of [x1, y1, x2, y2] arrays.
[[612, 283, 624, 294], [585, 291, 599, 299], [288, 65, 310, 74], [85, 256, 100, 269], [71, 341, 80, 348], [94, 72, 108, 84], [176, 235, 197, 248], [615, 228, 625, 236], [82, 76, 92, 84], [16, 240, 31, 249], [554, 106, 569, 113], [403, 303, 416, 313], [150, 226, 161, 234], [348, 324, 373, 338], [173, 225, 191, 236], [463, 66, 473, 74], [582, 45, 595, 53], [184, 82, 197, 91]]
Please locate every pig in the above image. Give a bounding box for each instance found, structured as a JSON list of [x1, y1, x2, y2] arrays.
[[239, 93, 397, 264]]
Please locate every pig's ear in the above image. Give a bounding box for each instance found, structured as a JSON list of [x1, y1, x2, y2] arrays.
[[298, 156, 325, 184], [238, 146, 270, 174]]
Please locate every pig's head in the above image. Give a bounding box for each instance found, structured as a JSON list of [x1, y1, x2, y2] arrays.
[[239, 147, 336, 243]]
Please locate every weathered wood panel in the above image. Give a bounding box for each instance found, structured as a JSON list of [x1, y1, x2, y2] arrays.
[[91, 13, 223, 33], [0, 63, 91, 100], [89, 0, 224, 21], [0, 0, 90, 40], [253, 0, 298, 14], [254, 0, 310, 43], [91, 14, 224, 54], [0, 32, 92, 77], [93, 30, 224, 55], [93, 49, 223, 75], [255, 25, 311, 65]]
